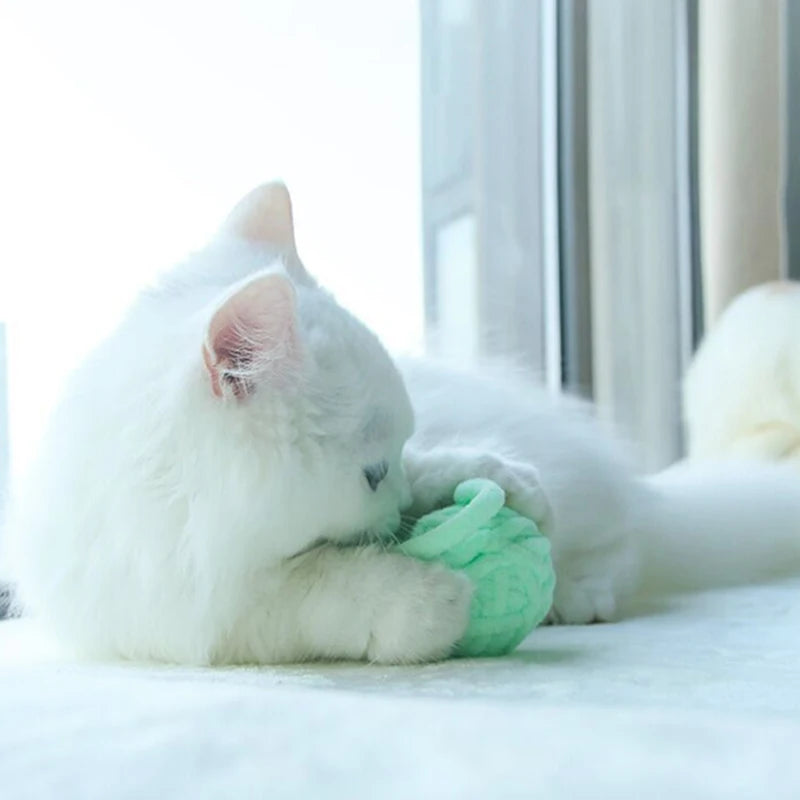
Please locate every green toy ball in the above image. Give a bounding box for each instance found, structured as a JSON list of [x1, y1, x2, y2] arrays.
[[395, 478, 556, 657]]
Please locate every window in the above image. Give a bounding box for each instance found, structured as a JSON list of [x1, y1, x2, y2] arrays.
[[421, 0, 561, 391], [420, 0, 789, 471], [0, 1, 423, 495], [421, 0, 697, 469]]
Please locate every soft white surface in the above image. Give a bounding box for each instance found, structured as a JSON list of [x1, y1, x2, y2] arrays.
[[3, 581, 800, 799]]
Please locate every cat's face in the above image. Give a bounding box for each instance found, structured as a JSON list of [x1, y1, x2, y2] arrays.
[[294, 285, 415, 541], [196, 183, 413, 552]]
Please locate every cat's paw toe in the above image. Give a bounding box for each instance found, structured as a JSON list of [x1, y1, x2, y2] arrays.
[[462, 454, 552, 531], [547, 574, 620, 624], [495, 462, 552, 532]]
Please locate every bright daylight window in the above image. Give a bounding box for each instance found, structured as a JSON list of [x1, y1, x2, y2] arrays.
[[0, 0, 424, 498]]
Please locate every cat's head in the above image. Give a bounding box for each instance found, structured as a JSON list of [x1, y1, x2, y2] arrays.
[[185, 183, 413, 555]]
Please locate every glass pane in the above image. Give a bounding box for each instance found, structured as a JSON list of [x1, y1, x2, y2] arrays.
[[434, 214, 479, 363]]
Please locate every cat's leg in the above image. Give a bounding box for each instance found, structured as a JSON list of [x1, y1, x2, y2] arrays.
[[405, 442, 637, 625], [545, 481, 641, 624], [226, 545, 472, 664], [403, 444, 553, 532]]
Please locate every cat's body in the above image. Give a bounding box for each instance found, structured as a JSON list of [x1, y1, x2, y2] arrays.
[[401, 359, 640, 623], [685, 281, 800, 468], [8, 185, 800, 665], [404, 359, 800, 621]]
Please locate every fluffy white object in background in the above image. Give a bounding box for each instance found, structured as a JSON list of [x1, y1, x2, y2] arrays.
[[685, 281, 800, 467]]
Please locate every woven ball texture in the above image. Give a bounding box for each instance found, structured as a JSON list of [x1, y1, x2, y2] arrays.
[[396, 478, 556, 657]]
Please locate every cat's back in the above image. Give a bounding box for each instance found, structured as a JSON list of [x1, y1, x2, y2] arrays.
[[399, 356, 637, 530]]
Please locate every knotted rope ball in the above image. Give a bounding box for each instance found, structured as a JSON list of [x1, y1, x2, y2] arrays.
[[395, 478, 556, 657]]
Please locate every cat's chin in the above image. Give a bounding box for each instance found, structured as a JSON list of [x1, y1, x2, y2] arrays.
[[286, 511, 403, 557], [334, 511, 405, 550]]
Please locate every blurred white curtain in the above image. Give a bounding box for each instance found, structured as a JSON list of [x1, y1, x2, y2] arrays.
[[699, 0, 785, 325], [588, 0, 692, 470]]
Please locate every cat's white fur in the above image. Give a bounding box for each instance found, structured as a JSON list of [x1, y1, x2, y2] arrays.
[[403, 360, 800, 621], [9, 185, 469, 664], [685, 281, 800, 468], [8, 185, 800, 665]]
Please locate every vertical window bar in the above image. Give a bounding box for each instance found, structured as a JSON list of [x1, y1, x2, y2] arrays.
[[785, 0, 800, 280], [557, 0, 593, 398], [686, 0, 705, 345], [541, 0, 562, 394]]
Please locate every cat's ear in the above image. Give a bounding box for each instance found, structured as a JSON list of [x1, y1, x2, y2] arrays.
[[202, 272, 301, 400], [222, 182, 296, 249], [221, 182, 313, 285]]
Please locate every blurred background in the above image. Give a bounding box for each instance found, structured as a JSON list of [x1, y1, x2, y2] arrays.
[[0, 0, 798, 516]]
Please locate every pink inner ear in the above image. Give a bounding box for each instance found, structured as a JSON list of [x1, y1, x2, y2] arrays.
[[202, 273, 299, 400]]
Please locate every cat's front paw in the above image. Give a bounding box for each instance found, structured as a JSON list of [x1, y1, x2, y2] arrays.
[[404, 446, 552, 532], [367, 561, 472, 664]]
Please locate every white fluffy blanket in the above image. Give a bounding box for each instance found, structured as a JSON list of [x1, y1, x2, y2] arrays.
[[3, 581, 800, 799]]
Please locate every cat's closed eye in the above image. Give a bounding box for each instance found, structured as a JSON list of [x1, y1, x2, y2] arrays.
[[363, 461, 389, 491]]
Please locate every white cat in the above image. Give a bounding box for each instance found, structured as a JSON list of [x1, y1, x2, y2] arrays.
[[685, 281, 800, 468], [8, 185, 800, 665]]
